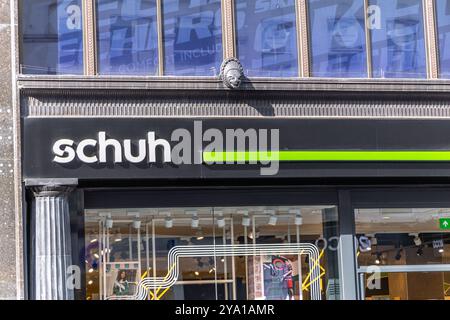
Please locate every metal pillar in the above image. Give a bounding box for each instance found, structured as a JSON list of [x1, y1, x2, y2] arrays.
[[337, 190, 358, 300]]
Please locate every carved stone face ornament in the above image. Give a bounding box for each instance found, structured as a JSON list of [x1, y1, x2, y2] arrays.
[[220, 58, 244, 89]]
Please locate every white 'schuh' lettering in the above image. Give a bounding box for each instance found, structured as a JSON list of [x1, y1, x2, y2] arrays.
[[52, 121, 280, 176]]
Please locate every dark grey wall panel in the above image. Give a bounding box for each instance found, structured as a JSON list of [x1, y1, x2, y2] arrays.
[[22, 118, 450, 180]]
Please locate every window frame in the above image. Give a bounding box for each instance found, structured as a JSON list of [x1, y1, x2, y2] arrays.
[[432, 0, 450, 79]]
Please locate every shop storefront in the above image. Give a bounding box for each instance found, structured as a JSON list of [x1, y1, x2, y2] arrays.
[[21, 108, 450, 300], [14, 0, 450, 301]]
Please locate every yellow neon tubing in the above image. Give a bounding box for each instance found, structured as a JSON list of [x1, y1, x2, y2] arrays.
[[303, 271, 326, 291], [155, 264, 177, 300], [157, 286, 172, 300], [302, 249, 325, 288], [153, 263, 176, 300], [139, 270, 156, 300]]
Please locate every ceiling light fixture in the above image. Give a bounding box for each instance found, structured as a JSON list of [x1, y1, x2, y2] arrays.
[[268, 215, 277, 226], [414, 236, 422, 246], [190, 211, 200, 228], [105, 218, 113, 229], [216, 211, 225, 228], [164, 212, 173, 229], [266, 210, 277, 226], [239, 210, 250, 227], [125, 212, 141, 229], [409, 233, 422, 246], [290, 209, 303, 226], [132, 219, 141, 229]]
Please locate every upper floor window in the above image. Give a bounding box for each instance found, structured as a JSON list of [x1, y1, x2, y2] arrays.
[[369, 0, 426, 78], [437, 0, 450, 78], [162, 0, 222, 76], [20, 0, 83, 74], [308, 0, 367, 78], [17, 0, 441, 80], [235, 0, 299, 77], [96, 0, 159, 75]]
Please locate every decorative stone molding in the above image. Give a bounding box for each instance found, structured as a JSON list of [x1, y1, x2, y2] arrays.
[[219, 58, 244, 89], [21, 89, 450, 119], [31, 185, 75, 198]]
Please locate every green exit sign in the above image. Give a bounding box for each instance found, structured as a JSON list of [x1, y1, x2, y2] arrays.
[[440, 218, 450, 230]]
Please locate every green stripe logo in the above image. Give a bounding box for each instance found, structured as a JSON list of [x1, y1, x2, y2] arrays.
[[203, 151, 450, 163]]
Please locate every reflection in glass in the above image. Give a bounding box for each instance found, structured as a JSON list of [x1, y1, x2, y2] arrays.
[[437, 0, 450, 78], [84, 205, 340, 300], [235, 0, 298, 77], [20, 0, 83, 74], [96, 0, 158, 75], [308, 0, 367, 77], [356, 208, 450, 300], [370, 0, 426, 78], [162, 0, 222, 76], [356, 208, 450, 266]]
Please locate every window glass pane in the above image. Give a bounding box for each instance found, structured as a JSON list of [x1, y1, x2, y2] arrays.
[[369, 0, 426, 78], [235, 0, 298, 77], [162, 0, 222, 76], [363, 272, 450, 300], [308, 0, 367, 78], [356, 208, 450, 300], [84, 205, 340, 300], [20, 0, 83, 74], [356, 208, 450, 267], [96, 0, 158, 75], [437, 0, 450, 78]]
